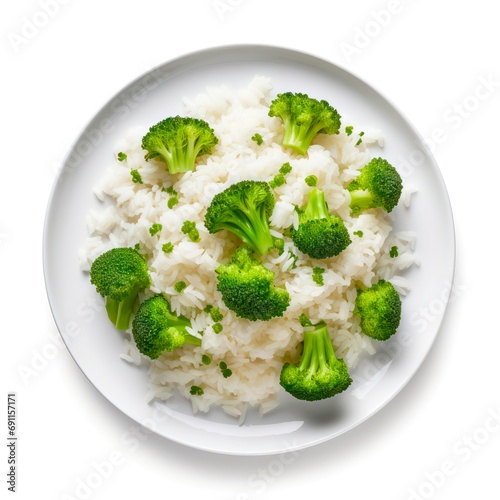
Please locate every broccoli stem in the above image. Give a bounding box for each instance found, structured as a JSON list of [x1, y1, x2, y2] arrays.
[[171, 146, 190, 174], [167, 136, 204, 174], [299, 323, 334, 376], [283, 120, 324, 155], [227, 203, 275, 255], [105, 291, 139, 331], [348, 189, 373, 213], [183, 333, 202, 347], [303, 187, 330, 220], [164, 314, 201, 347]]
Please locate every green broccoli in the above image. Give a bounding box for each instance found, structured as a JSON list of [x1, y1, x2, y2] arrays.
[[215, 247, 290, 321], [355, 280, 402, 340], [89, 247, 150, 331], [347, 158, 403, 214], [304, 175, 318, 187], [273, 237, 285, 255], [130, 169, 143, 184], [268, 92, 341, 155], [190, 385, 204, 396], [312, 266, 325, 285], [269, 162, 293, 189], [204, 180, 275, 255], [167, 196, 178, 209], [149, 223, 162, 236], [131, 295, 201, 359], [291, 186, 351, 259], [181, 220, 200, 242], [280, 320, 352, 401], [208, 307, 223, 322], [162, 242, 174, 254], [174, 281, 187, 293], [141, 116, 218, 175], [219, 361, 232, 378], [251, 133, 264, 145]]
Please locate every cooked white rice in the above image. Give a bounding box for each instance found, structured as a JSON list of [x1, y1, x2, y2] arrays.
[[79, 76, 417, 419]]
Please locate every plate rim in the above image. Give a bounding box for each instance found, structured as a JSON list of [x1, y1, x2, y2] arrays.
[[42, 43, 456, 456]]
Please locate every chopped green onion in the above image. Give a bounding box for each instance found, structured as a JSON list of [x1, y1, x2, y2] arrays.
[[162, 242, 174, 254], [149, 223, 162, 236], [312, 266, 325, 285], [251, 133, 264, 145], [174, 281, 187, 293], [190, 385, 204, 396]]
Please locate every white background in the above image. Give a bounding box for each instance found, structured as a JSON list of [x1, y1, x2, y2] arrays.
[[2, 1, 499, 499]]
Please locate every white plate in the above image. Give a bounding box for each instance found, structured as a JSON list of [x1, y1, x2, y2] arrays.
[[43, 45, 455, 455]]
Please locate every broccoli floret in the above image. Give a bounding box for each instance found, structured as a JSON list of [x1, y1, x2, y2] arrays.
[[141, 116, 218, 175], [347, 158, 403, 214], [268, 92, 341, 155], [355, 280, 402, 341], [215, 247, 290, 321], [280, 320, 352, 401], [89, 247, 150, 331], [131, 295, 201, 359], [117, 152, 127, 162], [204, 180, 275, 255], [291, 187, 351, 259]]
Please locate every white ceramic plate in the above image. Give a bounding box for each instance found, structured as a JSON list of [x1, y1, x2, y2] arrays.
[[43, 45, 455, 455]]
